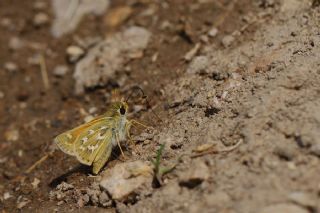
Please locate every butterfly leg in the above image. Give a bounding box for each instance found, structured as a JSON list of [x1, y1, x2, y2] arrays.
[[129, 119, 151, 129], [115, 132, 125, 158], [126, 122, 134, 147]]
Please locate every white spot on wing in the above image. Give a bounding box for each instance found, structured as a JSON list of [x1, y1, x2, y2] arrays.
[[80, 145, 86, 151], [81, 137, 88, 143], [97, 133, 105, 140], [100, 126, 108, 130], [87, 144, 99, 152], [67, 134, 72, 139], [88, 129, 95, 135]]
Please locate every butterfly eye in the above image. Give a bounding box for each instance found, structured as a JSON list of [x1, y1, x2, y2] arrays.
[[120, 106, 126, 115]]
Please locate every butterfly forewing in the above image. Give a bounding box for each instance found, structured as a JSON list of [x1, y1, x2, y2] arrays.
[[54, 116, 107, 154]]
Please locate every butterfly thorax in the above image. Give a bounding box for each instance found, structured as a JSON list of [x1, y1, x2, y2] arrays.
[[104, 101, 130, 146]]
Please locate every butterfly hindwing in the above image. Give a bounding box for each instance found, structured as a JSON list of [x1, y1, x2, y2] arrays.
[[73, 119, 114, 166], [92, 137, 113, 174]]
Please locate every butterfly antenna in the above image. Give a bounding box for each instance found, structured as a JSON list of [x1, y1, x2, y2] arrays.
[[126, 86, 162, 122]]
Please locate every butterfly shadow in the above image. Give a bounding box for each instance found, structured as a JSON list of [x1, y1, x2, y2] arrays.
[[48, 164, 91, 188], [49, 145, 130, 188]]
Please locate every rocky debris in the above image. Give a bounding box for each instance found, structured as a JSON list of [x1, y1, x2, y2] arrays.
[[49, 181, 100, 208], [4, 62, 18, 72], [179, 160, 210, 188], [51, 0, 110, 38], [49, 182, 74, 201], [186, 55, 209, 74], [99, 161, 153, 201], [16, 197, 30, 209], [77, 194, 90, 208], [259, 203, 309, 213], [53, 65, 69, 77], [221, 35, 235, 47], [66, 46, 85, 63], [98, 191, 112, 207], [73, 26, 151, 94], [288, 191, 317, 209], [33, 12, 49, 27]]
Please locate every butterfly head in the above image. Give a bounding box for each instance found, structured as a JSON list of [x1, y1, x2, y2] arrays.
[[109, 101, 129, 117]]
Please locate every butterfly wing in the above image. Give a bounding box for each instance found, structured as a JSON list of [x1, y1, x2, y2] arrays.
[[73, 119, 114, 166], [54, 115, 109, 156], [92, 137, 113, 174]]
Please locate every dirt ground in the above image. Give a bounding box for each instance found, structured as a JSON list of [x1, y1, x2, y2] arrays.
[[0, 0, 320, 212]]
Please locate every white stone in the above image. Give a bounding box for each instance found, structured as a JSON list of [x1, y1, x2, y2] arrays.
[[33, 13, 49, 26], [100, 161, 153, 201], [53, 65, 69, 77]]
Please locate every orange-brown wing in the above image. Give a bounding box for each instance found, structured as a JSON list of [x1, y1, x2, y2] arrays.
[[54, 115, 107, 156]]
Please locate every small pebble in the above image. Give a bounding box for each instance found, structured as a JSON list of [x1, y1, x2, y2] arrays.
[[33, 12, 49, 27], [53, 65, 69, 77], [31, 178, 41, 189], [221, 35, 235, 47], [99, 191, 111, 207], [88, 107, 97, 114], [9, 37, 24, 50], [4, 62, 18, 72], [0, 91, 4, 99], [0, 18, 12, 28], [66, 46, 85, 63], [274, 145, 296, 161], [200, 35, 209, 43], [179, 160, 210, 188], [3, 192, 12, 200], [84, 115, 94, 123], [186, 55, 209, 74], [18, 150, 23, 157], [208, 27, 218, 37], [57, 201, 64, 206]]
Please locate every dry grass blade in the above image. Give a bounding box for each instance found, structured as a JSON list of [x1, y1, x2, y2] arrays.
[[191, 139, 242, 158], [25, 154, 49, 174], [39, 54, 50, 90]]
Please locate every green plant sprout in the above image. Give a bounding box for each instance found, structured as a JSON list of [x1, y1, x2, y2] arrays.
[[151, 144, 179, 186]]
